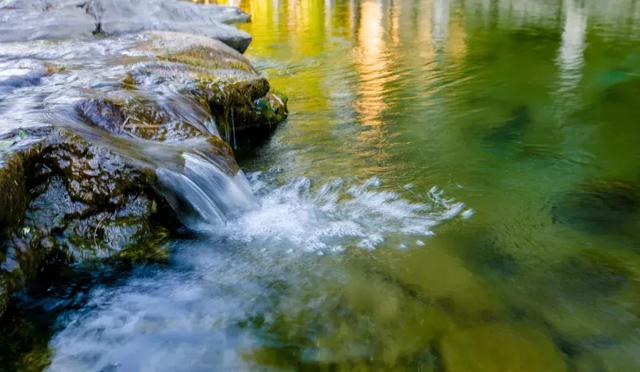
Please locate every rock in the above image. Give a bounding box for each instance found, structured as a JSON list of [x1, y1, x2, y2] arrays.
[[0, 5, 288, 321], [86, 0, 252, 52], [0, 0, 251, 53], [143, 31, 288, 144], [0, 127, 170, 315], [531, 249, 640, 353], [0, 128, 49, 240], [441, 323, 568, 372], [0, 60, 54, 96], [75, 97, 205, 143], [574, 343, 640, 372], [76, 31, 288, 148], [0, 0, 97, 43], [370, 247, 506, 319], [556, 249, 631, 297]]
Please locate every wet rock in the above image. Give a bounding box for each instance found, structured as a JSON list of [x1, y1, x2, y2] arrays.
[[42, 130, 154, 206], [139, 31, 288, 143], [0, 127, 169, 317], [441, 323, 568, 372], [0, 8, 288, 322], [75, 97, 206, 142], [0, 0, 96, 43], [0, 0, 251, 53], [0, 128, 49, 240], [0, 60, 54, 96], [77, 31, 288, 147], [86, 0, 252, 52], [552, 179, 640, 237]]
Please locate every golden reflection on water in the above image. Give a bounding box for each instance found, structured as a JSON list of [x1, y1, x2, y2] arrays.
[[353, 0, 390, 165]]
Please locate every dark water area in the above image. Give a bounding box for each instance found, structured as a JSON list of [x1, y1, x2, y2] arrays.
[[3, 0, 640, 370]]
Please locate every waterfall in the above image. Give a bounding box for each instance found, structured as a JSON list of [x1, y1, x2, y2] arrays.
[[156, 152, 257, 231]]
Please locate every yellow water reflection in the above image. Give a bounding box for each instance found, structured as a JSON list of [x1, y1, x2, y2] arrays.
[[352, 0, 390, 165]]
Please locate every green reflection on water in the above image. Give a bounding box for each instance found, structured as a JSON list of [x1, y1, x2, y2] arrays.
[[226, 0, 640, 370]]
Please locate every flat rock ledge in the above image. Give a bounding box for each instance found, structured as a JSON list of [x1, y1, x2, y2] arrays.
[[0, 3, 287, 318], [0, 0, 252, 52]]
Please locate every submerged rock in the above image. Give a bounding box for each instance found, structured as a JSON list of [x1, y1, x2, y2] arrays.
[[440, 323, 567, 372], [485, 105, 531, 145], [552, 179, 640, 237]]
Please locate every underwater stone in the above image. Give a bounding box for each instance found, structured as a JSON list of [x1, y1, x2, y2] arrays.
[[441, 323, 567, 372], [367, 247, 506, 319], [485, 105, 531, 145], [557, 249, 631, 297], [552, 179, 640, 236]]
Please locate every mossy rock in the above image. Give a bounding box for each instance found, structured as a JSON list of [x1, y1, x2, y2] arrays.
[[128, 31, 288, 144], [0, 126, 174, 319], [159, 46, 256, 74], [76, 96, 207, 142], [0, 129, 49, 240], [140, 32, 255, 72], [441, 323, 568, 372]]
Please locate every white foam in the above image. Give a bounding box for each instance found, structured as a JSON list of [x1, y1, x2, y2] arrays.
[[217, 174, 472, 252]]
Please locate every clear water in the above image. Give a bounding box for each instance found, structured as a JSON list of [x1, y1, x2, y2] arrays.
[[12, 0, 640, 370]]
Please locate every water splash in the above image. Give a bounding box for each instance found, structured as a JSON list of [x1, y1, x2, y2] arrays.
[[218, 173, 473, 252]]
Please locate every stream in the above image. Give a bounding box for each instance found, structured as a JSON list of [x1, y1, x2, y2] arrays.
[[3, 0, 640, 370]]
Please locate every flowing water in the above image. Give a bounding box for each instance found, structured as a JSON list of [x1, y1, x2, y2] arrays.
[[5, 0, 640, 370]]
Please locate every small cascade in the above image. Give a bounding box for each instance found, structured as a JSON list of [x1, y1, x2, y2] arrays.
[[156, 151, 257, 231]]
